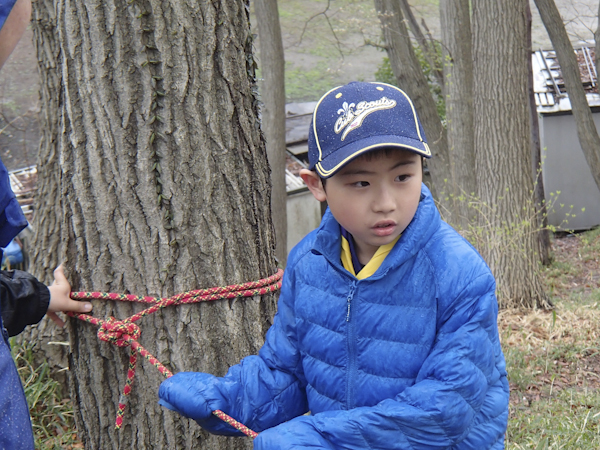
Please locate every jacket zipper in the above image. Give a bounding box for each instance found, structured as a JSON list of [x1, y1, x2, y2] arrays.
[[345, 280, 357, 409]]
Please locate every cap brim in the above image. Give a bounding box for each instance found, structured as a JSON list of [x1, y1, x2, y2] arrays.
[[314, 134, 432, 178]]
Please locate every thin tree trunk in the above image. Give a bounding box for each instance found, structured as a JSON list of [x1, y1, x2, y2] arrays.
[[595, 0, 600, 80], [29, 0, 62, 284], [534, 0, 600, 192], [13, 0, 70, 390], [472, 0, 550, 309], [56, 0, 277, 448], [398, 0, 444, 91], [526, 2, 552, 266], [439, 0, 477, 229], [255, 0, 287, 265], [373, 0, 451, 205]]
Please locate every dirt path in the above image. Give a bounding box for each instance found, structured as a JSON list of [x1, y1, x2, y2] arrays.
[[0, 0, 599, 171]]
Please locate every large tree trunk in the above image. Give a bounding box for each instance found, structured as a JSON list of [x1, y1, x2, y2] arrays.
[[472, 0, 550, 308], [373, 0, 451, 205], [534, 0, 600, 192], [56, 0, 278, 448], [13, 0, 70, 389], [255, 0, 287, 264], [439, 0, 477, 229]]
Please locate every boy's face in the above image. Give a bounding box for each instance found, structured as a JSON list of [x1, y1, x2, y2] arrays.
[[301, 149, 422, 264]]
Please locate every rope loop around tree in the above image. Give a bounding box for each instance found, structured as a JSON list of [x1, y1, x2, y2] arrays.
[[68, 268, 284, 438]]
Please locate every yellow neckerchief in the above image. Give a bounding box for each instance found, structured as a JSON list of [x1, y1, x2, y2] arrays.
[[341, 234, 400, 280]]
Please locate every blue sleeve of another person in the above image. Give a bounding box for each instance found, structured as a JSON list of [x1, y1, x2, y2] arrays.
[[0, 1, 18, 32], [0, 158, 28, 248]]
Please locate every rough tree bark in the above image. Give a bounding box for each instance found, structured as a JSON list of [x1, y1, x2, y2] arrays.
[[13, 0, 70, 389], [56, 0, 278, 448], [373, 0, 451, 205], [439, 0, 477, 229], [255, 0, 287, 264], [534, 0, 600, 192], [472, 0, 550, 308], [29, 0, 62, 284]]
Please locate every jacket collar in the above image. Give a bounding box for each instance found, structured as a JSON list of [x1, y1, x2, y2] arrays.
[[312, 183, 441, 279]]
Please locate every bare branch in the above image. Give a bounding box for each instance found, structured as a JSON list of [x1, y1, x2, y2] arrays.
[[0, 111, 28, 134], [363, 38, 388, 50], [297, 0, 344, 58]]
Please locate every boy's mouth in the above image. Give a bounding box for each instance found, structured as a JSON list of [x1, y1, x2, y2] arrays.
[[372, 221, 397, 236]]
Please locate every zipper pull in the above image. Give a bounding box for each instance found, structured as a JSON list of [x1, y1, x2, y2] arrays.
[[346, 298, 351, 322], [346, 282, 356, 322]]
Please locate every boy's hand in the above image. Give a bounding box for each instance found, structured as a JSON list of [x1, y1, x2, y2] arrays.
[[253, 415, 329, 449], [47, 265, 92, 327], [158, 373, 215, 421]]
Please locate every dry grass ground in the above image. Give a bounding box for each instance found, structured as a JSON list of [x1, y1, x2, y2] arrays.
[[503, 228, 600, 449]]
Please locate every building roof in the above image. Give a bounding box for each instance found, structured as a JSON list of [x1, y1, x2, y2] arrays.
[[285, 102, 316, 194], [8, 165, 36, 219], [533, 46, 600, 114]]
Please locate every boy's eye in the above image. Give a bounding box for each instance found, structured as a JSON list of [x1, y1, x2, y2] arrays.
[[396, 174, 410, 182], [352, 181, 370, 187]]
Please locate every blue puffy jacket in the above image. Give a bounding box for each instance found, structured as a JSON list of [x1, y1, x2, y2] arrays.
[[1, 3, 49, 447], [0, 153, 37, 449], [159, 184, 509, 449]]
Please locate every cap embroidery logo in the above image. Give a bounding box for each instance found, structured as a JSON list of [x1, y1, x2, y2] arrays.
[[334, 97, 397, 141]]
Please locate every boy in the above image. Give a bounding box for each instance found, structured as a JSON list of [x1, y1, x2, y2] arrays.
[[0, 1, 93, 448], [159, 81, 509, 449]]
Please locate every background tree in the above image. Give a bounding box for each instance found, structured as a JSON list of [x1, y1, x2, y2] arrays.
[[526, 2, 552, 265], [255, 0, 287, 265], [56, 0, 278, 447], [472, 0, 550, 308], [374, 0, 550, 307], [439, 0, 477, 228], [534, 0, 600, 192], [373, 0, 451, 206], [398, 0, 444, 91], [596, 1, 600, 78], [13, 0, 70, 389]]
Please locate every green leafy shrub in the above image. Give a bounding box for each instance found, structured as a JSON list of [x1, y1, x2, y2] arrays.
[[11, 340, 80, 450], [375, 42, 445, 122]]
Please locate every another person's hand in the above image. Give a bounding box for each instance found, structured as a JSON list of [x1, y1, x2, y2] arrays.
[[47, 265, 92, 327]]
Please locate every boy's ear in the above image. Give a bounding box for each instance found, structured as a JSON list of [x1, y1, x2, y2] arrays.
[[300, 169, 327, 202]]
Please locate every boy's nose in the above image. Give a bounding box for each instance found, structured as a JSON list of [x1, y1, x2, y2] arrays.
[[373, 188, 396, 213]]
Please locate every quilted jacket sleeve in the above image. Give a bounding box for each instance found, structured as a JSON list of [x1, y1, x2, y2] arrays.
[[252, 272, 509, 449], [158, 250, 310, 435], [1, 269, 50, 337]]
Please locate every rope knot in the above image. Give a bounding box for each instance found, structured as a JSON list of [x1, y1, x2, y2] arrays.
[[70, 268, 283, 434], [98, 317, 140, 347]]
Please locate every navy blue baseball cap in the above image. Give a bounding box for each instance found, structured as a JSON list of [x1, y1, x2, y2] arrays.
[[308, 81, 431, 178]]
